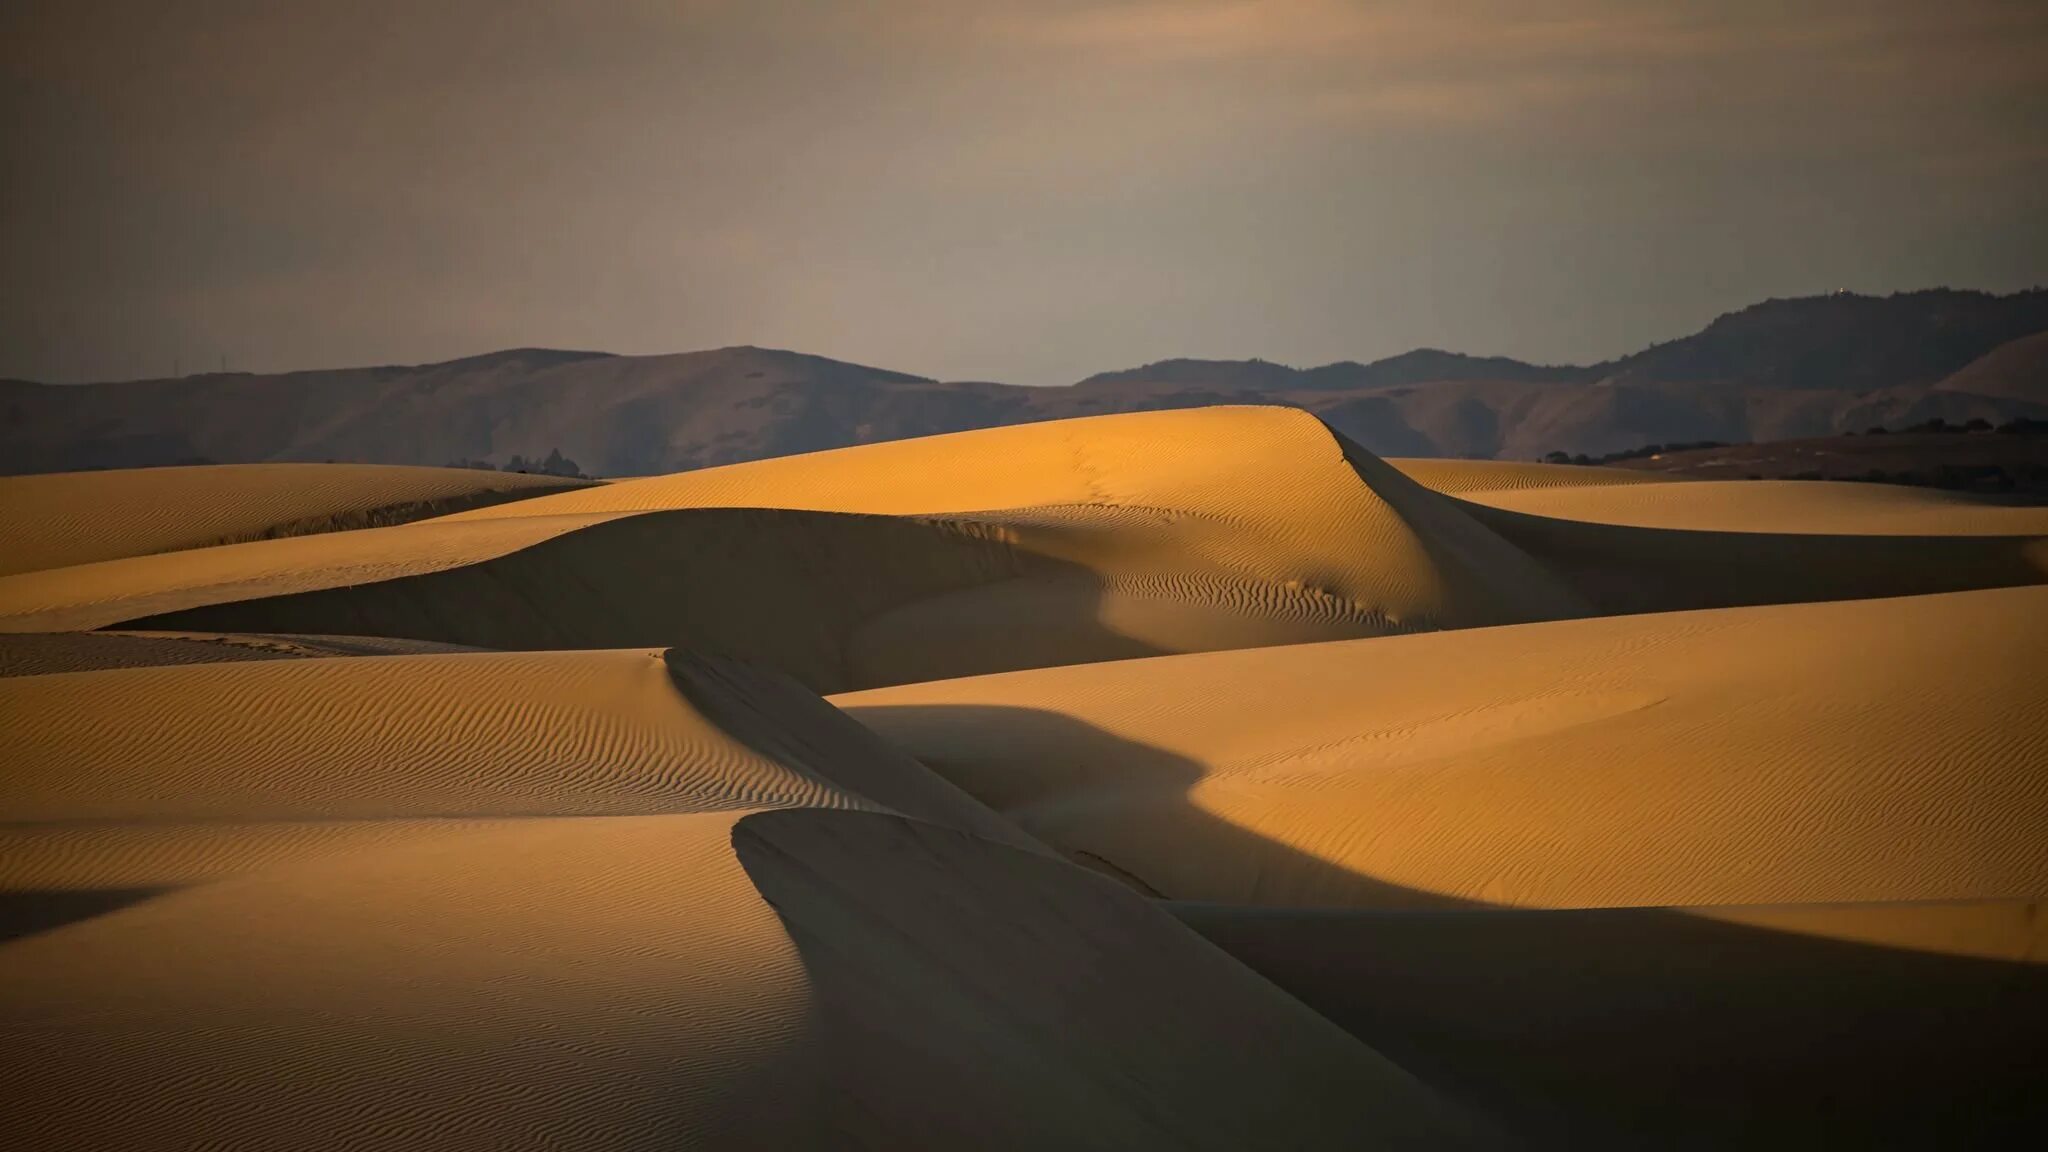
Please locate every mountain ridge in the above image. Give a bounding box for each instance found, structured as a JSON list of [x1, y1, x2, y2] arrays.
[[7, 290, 2046, 475]]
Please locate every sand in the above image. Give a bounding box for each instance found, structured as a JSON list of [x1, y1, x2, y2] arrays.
[[0, 408, 1590, 691], [6, 404, 2043, 1145], [1390, 457, 1680, 494], [0, 649, 1480, 1149], [9, 413, 2036, 696], [1457, 502, 2048, 614], [1174, 898, 2047, 1145], [1389, 464, 2048, 612], [7, 408, 2041, 699], [1457, 475, 2048, 535], [838, 584, 2048, 909], [0, 630, 489, 678], [0, 462, 588, 577], [0, 648, 1042, 892]]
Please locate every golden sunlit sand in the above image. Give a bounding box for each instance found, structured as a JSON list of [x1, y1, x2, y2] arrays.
[[0, 462, 590, 576], [836, 584, 2048, 910], [0, 408, 1593, 690], [0, 649, 1477, 1149], [3, 407, 2043, 1146]]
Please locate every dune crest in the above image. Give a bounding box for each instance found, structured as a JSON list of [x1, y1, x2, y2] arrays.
[[838, 585, 2048, 909], [0, 647, 1053, 893], [0, 462, 589, 577], [7, 403, 2044, 1144], [1391, 457, 1682, 494], [0, 408, 1591, 690], [0, 645, 1483, 1148]]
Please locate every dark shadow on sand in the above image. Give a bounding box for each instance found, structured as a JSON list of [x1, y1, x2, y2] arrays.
[[0, 887, 169, 943], [840, 701, 2048, 1149]]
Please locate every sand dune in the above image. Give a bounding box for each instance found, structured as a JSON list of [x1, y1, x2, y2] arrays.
[[1390, 457, 1679, 495], [0, 510, 616, 631], [7, 412, 2034, 688], [1, 810, 826, 1149], [0, 630, 489, 678], [0, 408, 1590, 691], [0, 462, 588, 577], [1394, 465, 2048, 611], [1174, 899, 2047, 1146], [441, 408, 1592, 646], [0, 811, 1482, 1150], [1457, 501, 2048, 614], [0, 648, 1041, 893], [8, 411, 2037, 693], [838, 585, 2048, 909], [0, 648, 1479, 1149], [443, 404, 1483, 520], [7, 403, 2044, 1145], [1, 629, 307, 678], [1458, 475, 2048, 534]]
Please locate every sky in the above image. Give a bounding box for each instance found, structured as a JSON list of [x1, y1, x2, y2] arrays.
[[3, 0, 2045, 385]]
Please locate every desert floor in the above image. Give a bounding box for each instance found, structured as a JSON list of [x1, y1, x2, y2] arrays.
[[3, 407, 2043, 1149]]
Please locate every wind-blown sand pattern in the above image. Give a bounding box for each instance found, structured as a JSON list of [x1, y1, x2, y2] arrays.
[[0, 408, 1593, 690], [3, 405, 2043, 1147], [0, 650, 1478, 1149]]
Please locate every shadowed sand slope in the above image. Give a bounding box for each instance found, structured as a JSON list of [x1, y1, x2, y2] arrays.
[[1390, 462, 2048, 611], [0, 811, 1483, 1150], [442, 406, 1590, 639], [0, 463, 590, 577], [1390, 458, 1681, 495], [1453, 499, 2048, 613], [1459, 476, 2048, 535], [5, 409, 2036, 691], [838, 585, 2048, 909], [0, 511, 623, 629], [8, 404, 2046, 1146], [1173, 899, 2048, 1147], [730, 809, 1483, 1149], [0, 650, 1480, 1150], [0, 407, 1591, 691], [0, 630, 489, 678]]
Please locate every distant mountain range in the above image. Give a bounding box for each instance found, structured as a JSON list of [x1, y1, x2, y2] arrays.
[[7, 289, 2047, 476]]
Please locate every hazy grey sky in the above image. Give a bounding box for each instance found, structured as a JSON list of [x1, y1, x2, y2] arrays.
[[4, 0, 2045, 384]]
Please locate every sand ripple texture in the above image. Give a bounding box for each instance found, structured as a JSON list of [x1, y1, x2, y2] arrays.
[[6, 406, 2047, 1147], [0, 647, 1046, 890], [0, 408, 1593, 691], [0, 678, 1480, 1150]]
